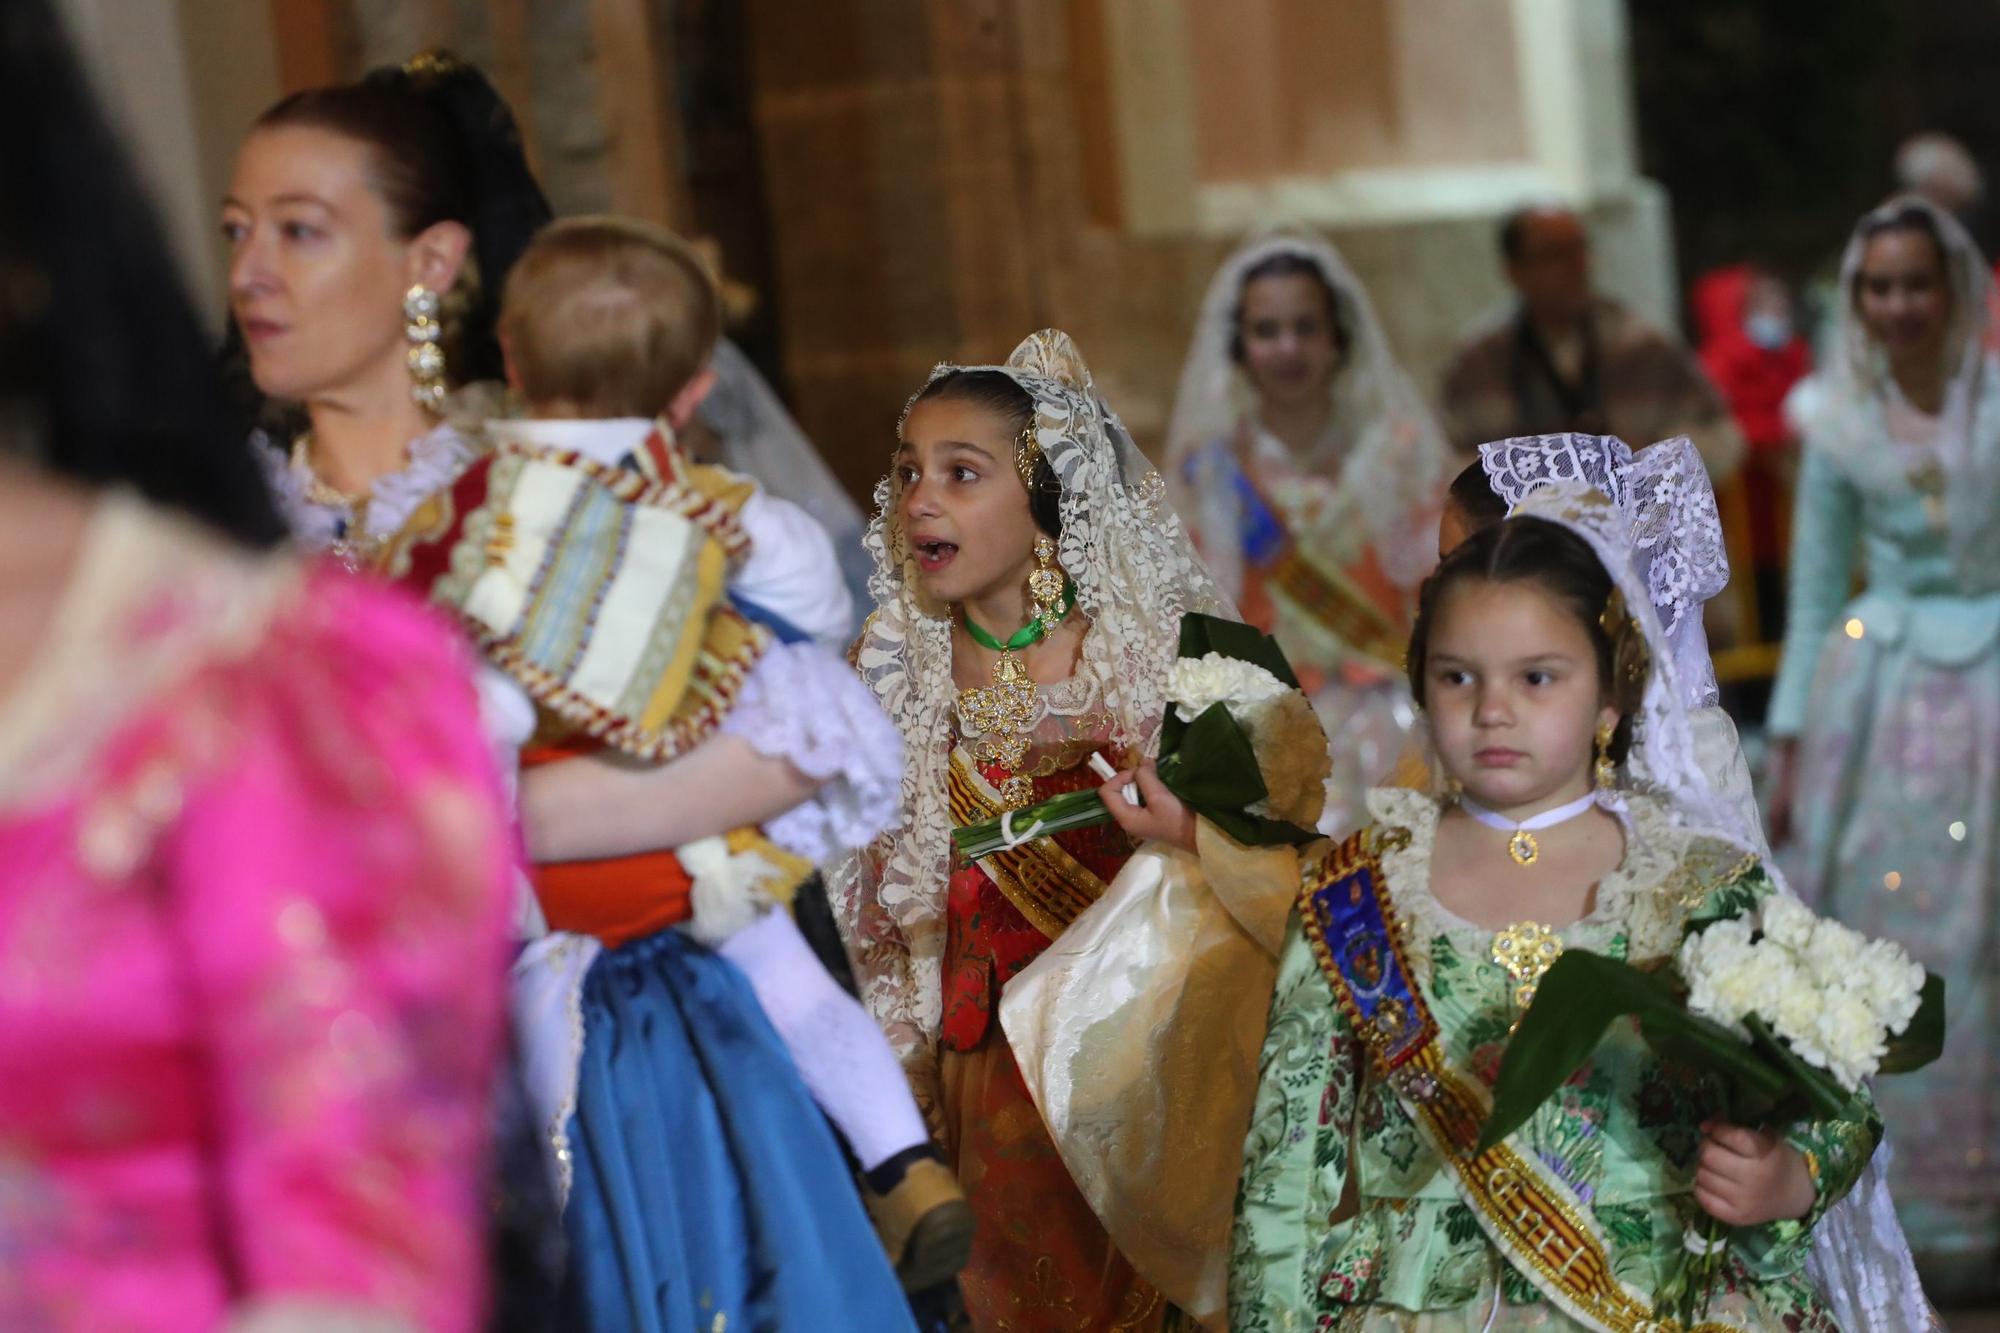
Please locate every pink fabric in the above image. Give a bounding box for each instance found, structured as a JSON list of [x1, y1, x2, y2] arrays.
[[0, 566, 514, 1332]]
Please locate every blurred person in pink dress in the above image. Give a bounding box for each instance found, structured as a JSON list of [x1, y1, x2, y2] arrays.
[[0, 3, 516, 1329]]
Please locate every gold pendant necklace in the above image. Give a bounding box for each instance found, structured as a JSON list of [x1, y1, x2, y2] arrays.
[[956, 652, 1040, 809], [1459, 792, 1599, 869], [291, 431, 377, 568], [955, 577, 1077, 810]]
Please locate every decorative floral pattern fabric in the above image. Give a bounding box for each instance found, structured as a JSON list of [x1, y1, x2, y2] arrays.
[[0, 498, 514, 1332], [1230, 790, 1878, 1331]]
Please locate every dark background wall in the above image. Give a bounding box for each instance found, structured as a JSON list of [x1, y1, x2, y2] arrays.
[[1631, 0, 2000, 320]]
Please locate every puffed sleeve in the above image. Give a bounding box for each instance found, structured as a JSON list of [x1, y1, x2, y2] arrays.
[[1767, 443, 1863, 736], [158, 571, 514, 1333]]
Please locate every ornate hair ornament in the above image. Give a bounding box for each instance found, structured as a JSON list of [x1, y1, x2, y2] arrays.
[[402, 49, 463, 79]]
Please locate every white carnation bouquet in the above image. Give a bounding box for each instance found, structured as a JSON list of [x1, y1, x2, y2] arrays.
[[1678, 896, 1929, 1094], [952, 613, 1330, 859], [1482, 883, 1944, 1321]]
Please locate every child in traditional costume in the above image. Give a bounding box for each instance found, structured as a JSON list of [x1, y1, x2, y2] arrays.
[[378, 218, 958, 1329], [1227, 482, 1881, 1329], [831, 330, 1270, 1330], [1437, 432, 1937, 1330]]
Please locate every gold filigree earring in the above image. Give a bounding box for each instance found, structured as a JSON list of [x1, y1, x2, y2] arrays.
[[1027, 534, 1065, 626], [1594, 717, 1618, 791], [404, 284, 447, 412]]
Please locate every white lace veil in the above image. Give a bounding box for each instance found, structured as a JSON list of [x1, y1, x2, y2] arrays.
[[1506, 481, 1934, 1333], [828, 329, 1231, 1084], [1477, 434, 1728, 709], [1163, 228, 1452, 604], [1800, 193, 2000, 588], [698, 338, 873, 630]]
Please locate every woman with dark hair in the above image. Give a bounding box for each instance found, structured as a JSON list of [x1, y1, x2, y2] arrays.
[[224, 52, 551, 566], [1164, 229, 1453, 835], [0, 5, 517, 1329], [1768, 195, 2000, 1294]]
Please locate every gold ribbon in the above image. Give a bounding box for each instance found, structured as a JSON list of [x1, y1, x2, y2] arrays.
[[948, 748, 1108, 941]]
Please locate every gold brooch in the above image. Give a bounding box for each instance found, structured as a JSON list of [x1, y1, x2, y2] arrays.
[[1491, 921, 1564, 1013]]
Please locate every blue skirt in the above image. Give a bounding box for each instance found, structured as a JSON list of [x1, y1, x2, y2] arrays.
[[561, 928, 917, 1333]]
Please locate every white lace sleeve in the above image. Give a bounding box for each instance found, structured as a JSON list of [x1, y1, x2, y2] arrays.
[[720, 641, 905, 864]]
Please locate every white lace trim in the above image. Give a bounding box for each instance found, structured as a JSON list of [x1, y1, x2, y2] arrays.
[[1367, 788, 1695, 974], [719, 641, 905, 865], [256, 423, 484, 550]]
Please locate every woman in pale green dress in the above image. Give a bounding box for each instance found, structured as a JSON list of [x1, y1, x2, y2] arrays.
[[1766, 195, 2000, 1297], [1232, 485, 1880, 1330]]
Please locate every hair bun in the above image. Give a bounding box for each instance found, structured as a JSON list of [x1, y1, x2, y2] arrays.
[[372, 51, 551, 383]]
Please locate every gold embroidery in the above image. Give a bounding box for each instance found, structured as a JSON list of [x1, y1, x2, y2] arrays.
[[1668, 847, 1761, 908]]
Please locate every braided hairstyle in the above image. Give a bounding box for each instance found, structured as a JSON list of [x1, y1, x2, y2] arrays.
[[1406, 515, 1650, 762]]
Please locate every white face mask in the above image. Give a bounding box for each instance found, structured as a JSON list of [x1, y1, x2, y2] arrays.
[[1744, 312, 1793, 351]]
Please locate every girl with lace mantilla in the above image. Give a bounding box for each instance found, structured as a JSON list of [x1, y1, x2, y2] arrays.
[[1767, 196, 2000, 1297], [832, 330, 1248, 1330], [1442, 433, 1937, 1331], [1228, 485, 1881, 1330], [1444, 433, 1763, 861], [1166, 229, 1454, 832]]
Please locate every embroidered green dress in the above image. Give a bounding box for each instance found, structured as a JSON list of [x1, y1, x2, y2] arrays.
[[1230, 789, 1880, 1331]]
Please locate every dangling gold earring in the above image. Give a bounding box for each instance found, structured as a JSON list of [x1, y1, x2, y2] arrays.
[[1594, 717, 1618, 791], [1026, 534, 1065, 627], [1442, 774, 1464, 801], [405, 284, 447, 412]]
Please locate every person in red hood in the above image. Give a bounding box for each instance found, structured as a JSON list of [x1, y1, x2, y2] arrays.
[[1692, 264, 1810, 643]]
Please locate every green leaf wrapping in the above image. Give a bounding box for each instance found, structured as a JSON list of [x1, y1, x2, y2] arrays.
[[949, 788, 1111, 861], [1478, 951, 1794, 1152], [1878, 971, 1946, 1075]]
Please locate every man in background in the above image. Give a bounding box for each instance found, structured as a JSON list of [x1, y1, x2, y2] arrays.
[[1439, 202, 1743, 479]]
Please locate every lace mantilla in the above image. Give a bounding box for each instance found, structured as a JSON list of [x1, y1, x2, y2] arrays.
[[1478, 433, 1728, 709], [1163, 227, 1452, 605], [828, 329, 1231, 1083], [1500, 483, 1756, 858]]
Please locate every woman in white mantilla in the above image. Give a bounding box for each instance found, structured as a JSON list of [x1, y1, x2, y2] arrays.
[[1767, 193, 2000, 1298], [1166, 228, 1454, 834]]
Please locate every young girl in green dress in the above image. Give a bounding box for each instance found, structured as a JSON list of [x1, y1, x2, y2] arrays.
[[1204, 482, 1878, 1329]]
